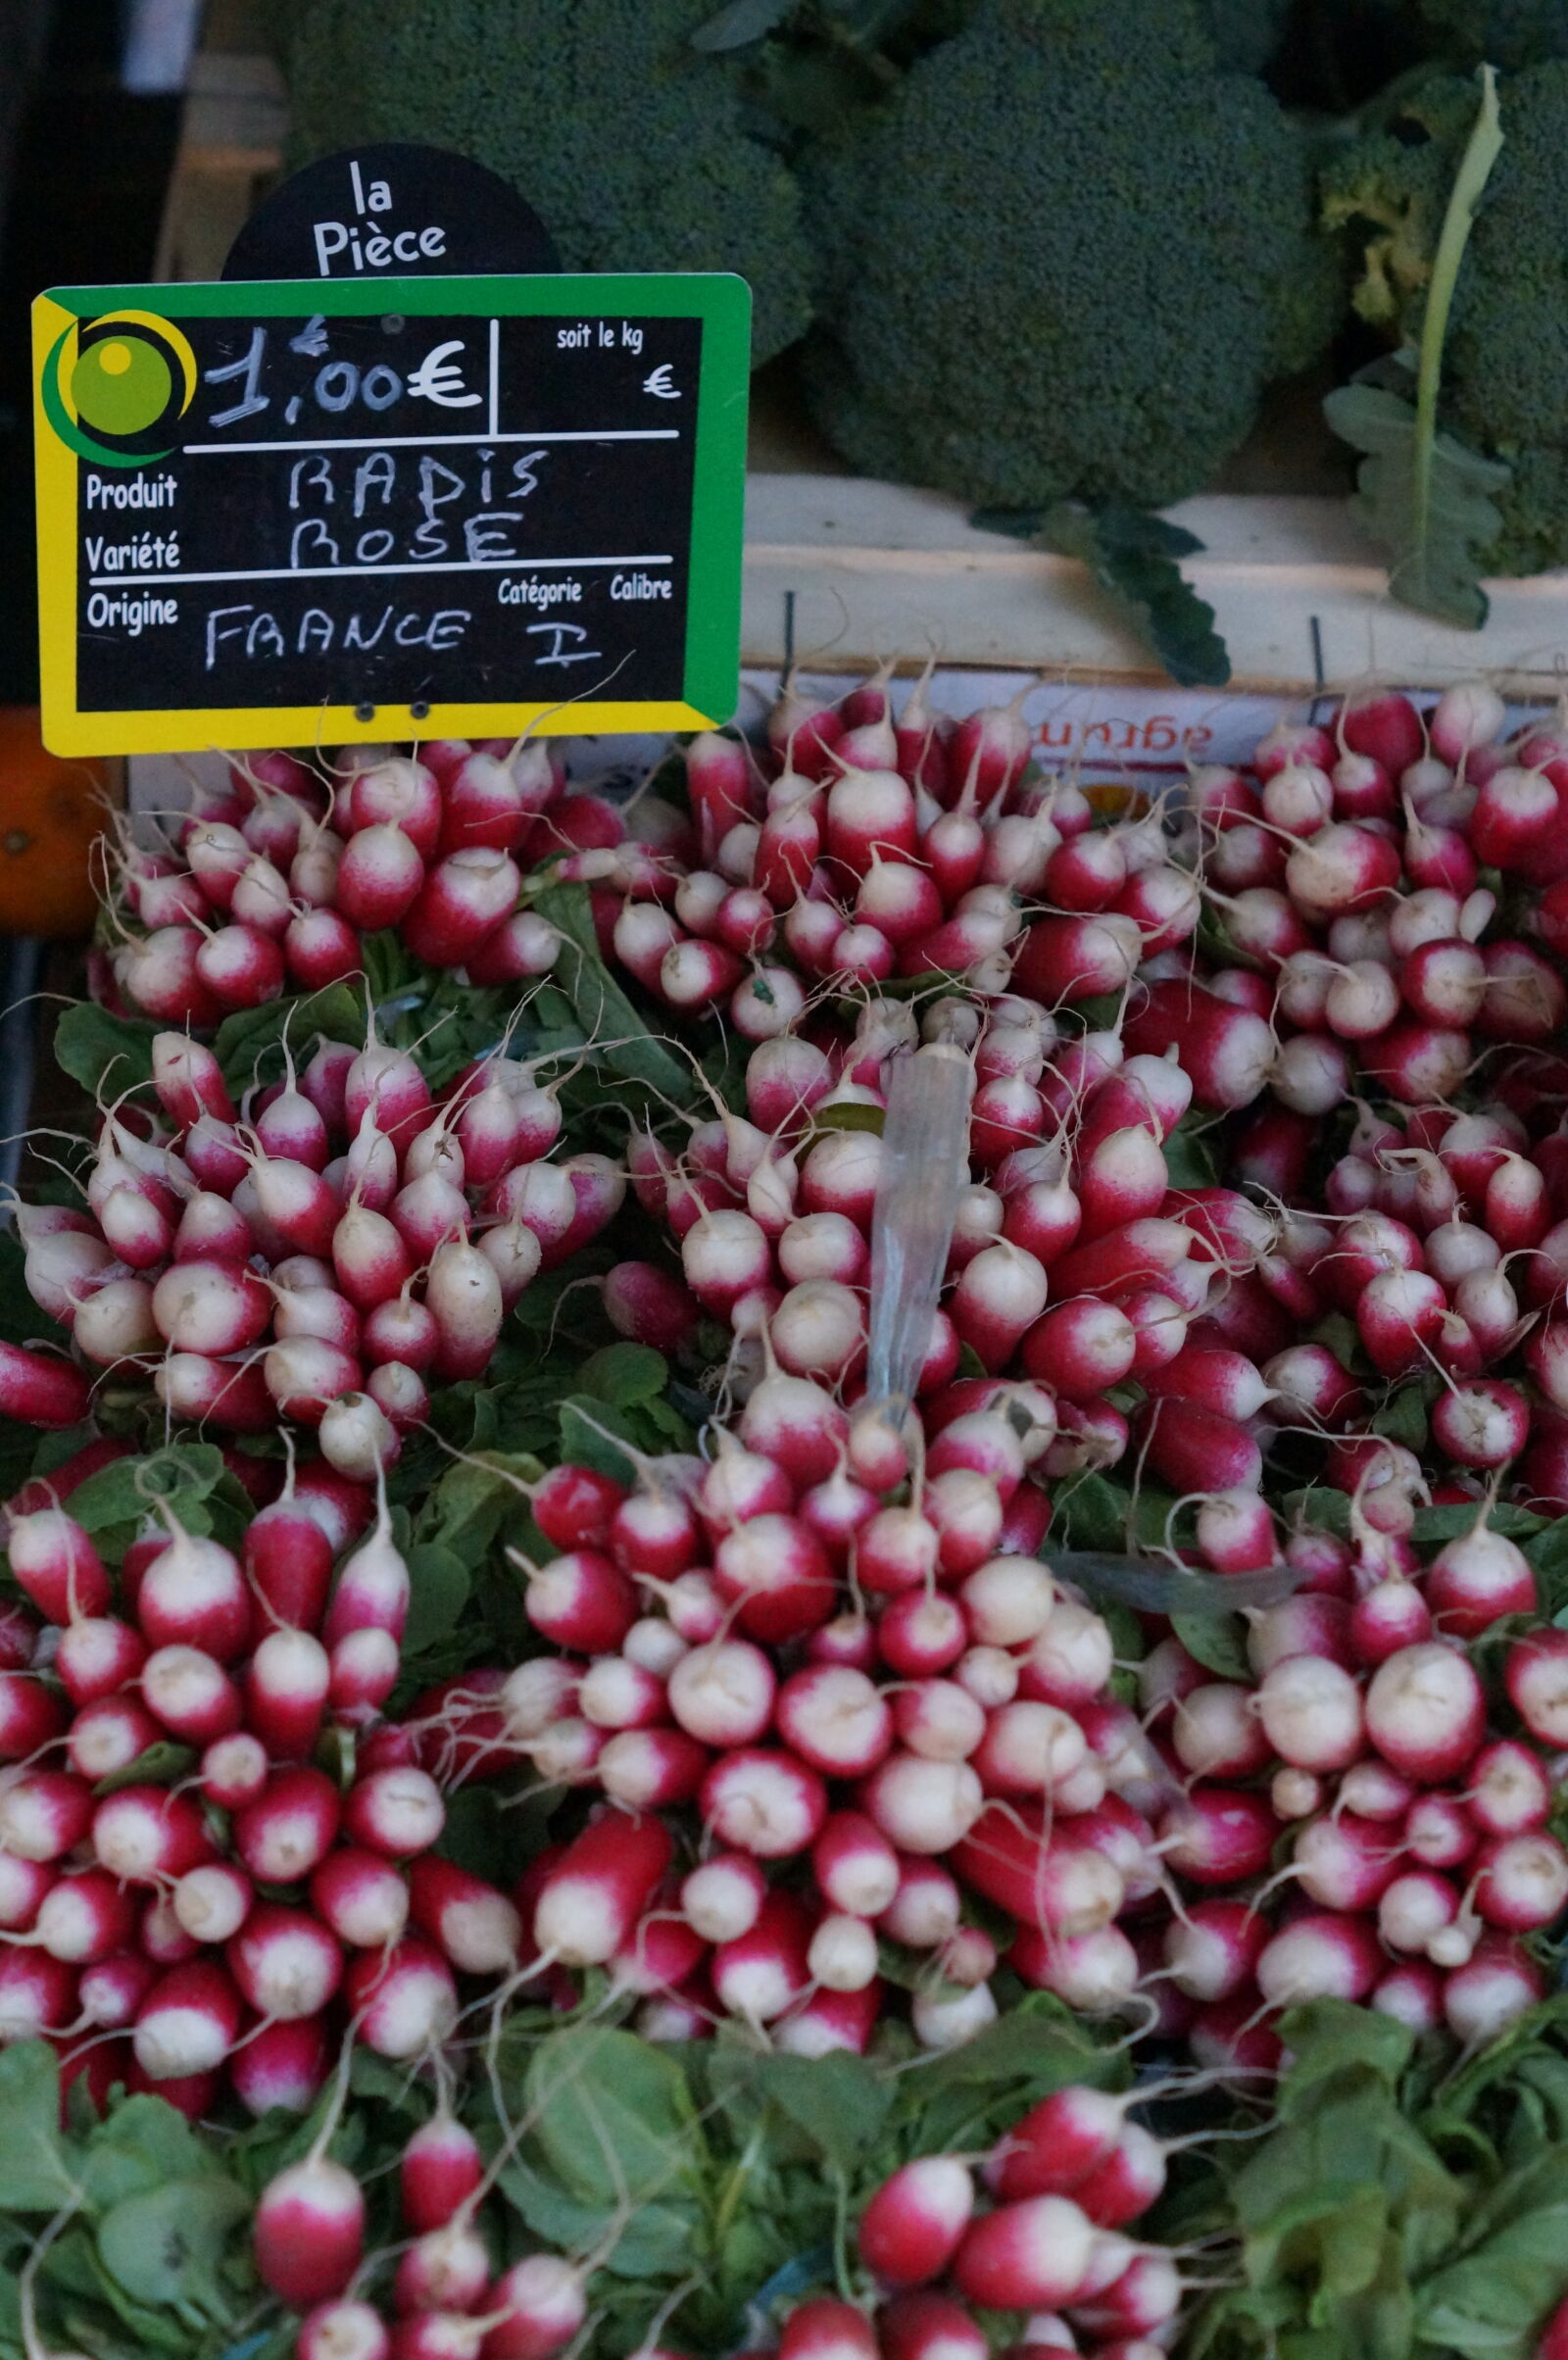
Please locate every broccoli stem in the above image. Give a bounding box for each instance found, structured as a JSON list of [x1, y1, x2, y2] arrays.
[[1408, 63, 1504, 603]]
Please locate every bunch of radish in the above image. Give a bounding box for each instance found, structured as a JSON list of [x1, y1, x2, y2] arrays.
[[97, 733, 704, 1024], [267, 2097, 597, 2357], [1176, 684, 1565, 1123], [612, 988, 1283, 1511], [12, 656, 1568, 2355], [6, 1017, 624, 1463], [572, 671, 1568, 1521], [0, 1460, 525, 2121], [492, 1400, 1156, 2048], [849, 2079, 1191, 2359], [276, 2073, 1187, 2358], [494, 1432, 1566, 2055], [494, 664, 1568, 2051], [1137, 1500, 1566, 2060], [609, 670, 1196, 1041]]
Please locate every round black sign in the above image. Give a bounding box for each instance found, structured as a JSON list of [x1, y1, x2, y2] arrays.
[[222, 142, 560, 282]]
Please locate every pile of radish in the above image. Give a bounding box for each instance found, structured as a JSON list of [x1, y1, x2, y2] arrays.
[[263, 2096, 593, 2355], [473, 667, 1568, 2057], [97, 735, 644, 1021], [6, 661, 1568, 2358], [1142, 1559, 1566, 2059], [274, 2071, 1183, 2358], [6, 1016, 626, 1465], [0, 1457, 528, 2124], [496, 1405, 1143, 2045], [850, 2083, 1188, 2356], [591, 672, 1568, 1521]]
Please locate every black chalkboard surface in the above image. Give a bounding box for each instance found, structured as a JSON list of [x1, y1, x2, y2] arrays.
[[221, 144, 561, 282], [32, 271, 751, 755]]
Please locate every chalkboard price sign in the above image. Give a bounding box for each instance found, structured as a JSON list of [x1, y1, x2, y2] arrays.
[[32, 272, 751, 756]]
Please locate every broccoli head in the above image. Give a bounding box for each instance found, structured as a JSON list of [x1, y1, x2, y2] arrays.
[[1318, 73, 1481, 325], [1323, 59, 1568, 573], [278, 0, 814, 366], [797, 0, 1342, 514]]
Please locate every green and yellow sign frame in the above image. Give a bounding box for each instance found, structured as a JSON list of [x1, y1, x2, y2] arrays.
[[33, 272, 752, 756]]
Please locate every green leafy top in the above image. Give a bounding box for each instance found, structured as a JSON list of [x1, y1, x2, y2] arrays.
[[0, 2045, 269, 2360], [1184, 1997, 1568, 2360], [380, 1334, 696, 1697], [485, 2000, 1123, 2355], [1325, 66, 1509, 627], [973, 503, 1231, 690]]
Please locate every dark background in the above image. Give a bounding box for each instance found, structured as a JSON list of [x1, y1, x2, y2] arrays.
[[0, 0, 182, 704]]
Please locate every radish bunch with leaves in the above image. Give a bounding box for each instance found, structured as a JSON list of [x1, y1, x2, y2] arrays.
[[486, 664, 1568, 2064], [5, 660, 1568, 2360], [97, 737, 648, 1024], [272, 2007, 1194, 2358], [9, 1012, 626, 1472], [0, 1440, 533, 2127]]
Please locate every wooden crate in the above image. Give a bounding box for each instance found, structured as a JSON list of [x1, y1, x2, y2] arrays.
[[155, 10, 1568, 699], [743, 467, 1568, 698]]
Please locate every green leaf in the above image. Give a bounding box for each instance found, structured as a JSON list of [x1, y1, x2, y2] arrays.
[[401, 1540, 470, 1652], [1323, 63, 1508, 629], [76, 2096, 208, 2209], [1049, 1471, 1133, 1553], [31, 1426, 100, 1478], [557, 1397, 644, 1487], [554, 1374, 691, 1488], [52, 1003, 160, 1098], [1281, 1484, 1354, 1539], [1161, 1113, 1219, 1190], [63, 1441, 229, 1553], [533, 881, 691, 1100], [92, 1740, 195, 1795], [213, 980, 366, 1095], [808, 1101, 886, 1136], [1275, 2000, 1416, 2100], [1372, 1384, 1430, 1452], [44, 2223, 196, 2356], [906, 1995, 1109, 2096], [1066, 994, 1124, 1033], [977, 502, 1231, 688], [1171, 1610, 1252, 1681], [0, 2043, 75, 2210], [1087, 506, 1233, 688], [1416, 2146, 1568, 2356], [575, 1344, 668, 1410], [1326, 377, 1510, 628], [420, 1452, 535, 1562], [523, 2027, 707, 2210], [746, 2052, 894, 2170], [1528, 1514, 1568, 1618], [1411, 1501, 1544, 1547], [96, 2175, 250, 2312], [500, 2153, 699, 2281], [360, 926, 416, 1005], [1047, 1474, 1196, 1565]]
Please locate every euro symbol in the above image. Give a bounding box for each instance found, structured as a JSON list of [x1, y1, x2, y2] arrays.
[[643, 364, 680, 399], [406, 340, 482, 408]]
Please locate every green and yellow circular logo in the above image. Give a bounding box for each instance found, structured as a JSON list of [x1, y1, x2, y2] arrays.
[[42, 310, 197, 467]]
